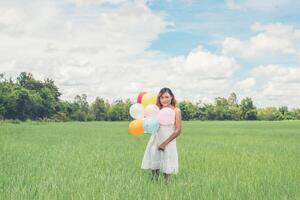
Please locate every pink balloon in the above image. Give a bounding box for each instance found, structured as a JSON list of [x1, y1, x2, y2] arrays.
[[157, 107, 175, 125], [144, 104, 160, 118]]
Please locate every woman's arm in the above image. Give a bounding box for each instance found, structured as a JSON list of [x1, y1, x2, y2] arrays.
[[158, 108, 182, 151]]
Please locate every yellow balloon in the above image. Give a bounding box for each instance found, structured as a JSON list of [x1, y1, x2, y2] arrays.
[[141, 93, 157, 108]]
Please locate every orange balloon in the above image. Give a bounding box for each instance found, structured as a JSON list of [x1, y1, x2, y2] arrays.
[[128, 119, 144, 136]]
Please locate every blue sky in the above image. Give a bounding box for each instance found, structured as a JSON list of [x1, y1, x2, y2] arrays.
[[146, 0, 300, 105], [1, 0, 300, 107], [148, 0, 300, 56]]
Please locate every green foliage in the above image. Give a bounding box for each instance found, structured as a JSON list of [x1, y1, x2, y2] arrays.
[[0, 72, 61, 121], [91, 97, 108, 120], [107, 99, 132, 121], [240, 97, 257, 120], [1, 73, 299, 121], [51, 112, 69, 122], [179, 101, 196, 120], [290, 108, 300, 120], [257, 107, 283, 121]]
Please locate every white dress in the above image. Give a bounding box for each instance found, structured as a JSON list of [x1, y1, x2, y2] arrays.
[[141, 123, 179, 174]]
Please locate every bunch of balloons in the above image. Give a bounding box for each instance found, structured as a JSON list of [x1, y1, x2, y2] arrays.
[[128, 91, 176, 136]]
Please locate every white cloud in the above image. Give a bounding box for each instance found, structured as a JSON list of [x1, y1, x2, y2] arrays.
[[3, 1, 299, 108], [236, 77, 256, 91], [225, 0, 296, 11], [0, 0, 239, 104], [238, 64, 300, 107], [66, 0, 129, 6], [251, 22, 300, 39], [0, 0, 165, 99], [158, 46, 240, 103], [222, 22, 300, 107], [222, 22, 300, 59], [250, 64, 300, 84], [183, 46, 239, 79]]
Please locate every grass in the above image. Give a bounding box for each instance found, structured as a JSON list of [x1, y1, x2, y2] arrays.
[[0, 121, 299, 199]]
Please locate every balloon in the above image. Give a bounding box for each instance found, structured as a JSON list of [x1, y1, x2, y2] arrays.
[[129, 103, 144, 119], [141, 93, 157, 108], [128, 119, 144, 136], [144, 104, 160, 118], [143, 118, 159, 134], [157, 107, 175, 125], [137, 92, 147, 104]]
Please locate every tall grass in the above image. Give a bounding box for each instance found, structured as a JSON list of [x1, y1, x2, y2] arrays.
[[0, 121, 299, 199]]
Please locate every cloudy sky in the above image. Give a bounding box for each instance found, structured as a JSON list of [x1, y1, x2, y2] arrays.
[[1, 0, 300, 107]]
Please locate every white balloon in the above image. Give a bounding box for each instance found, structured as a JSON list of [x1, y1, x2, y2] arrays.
[[129, 103, 144, 119]]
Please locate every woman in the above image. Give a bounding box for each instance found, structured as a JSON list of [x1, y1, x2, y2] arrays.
[[141, 87, 182, 183]]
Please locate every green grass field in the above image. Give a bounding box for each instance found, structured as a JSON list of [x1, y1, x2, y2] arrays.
[[0, 121, 299, 200]]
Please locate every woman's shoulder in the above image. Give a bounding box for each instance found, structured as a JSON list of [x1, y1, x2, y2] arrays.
[[168, 106, 181, 114], [174, 107, 181, 113]]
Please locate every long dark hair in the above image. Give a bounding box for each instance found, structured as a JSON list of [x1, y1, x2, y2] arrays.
[[156, 87, 177, 109]]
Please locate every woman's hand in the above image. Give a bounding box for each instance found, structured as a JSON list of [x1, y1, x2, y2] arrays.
[[158, 142, 167, 151]]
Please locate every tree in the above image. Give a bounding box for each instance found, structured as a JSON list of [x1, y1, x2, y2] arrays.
[[227, 92, 241, 120], [278, 106, 294, 120], [91, 97, 107, 121], [108, 100, 128, 121], [17, 72, 44, 91], [16, 88, 31, 120], [3, 72, 300, 122], [0, 72, 63, 120], [124, 99, 132, 121], [257, 107, 283, 121], [0, 73, 4, 81], [0, 81, 19, 119], [240, 97, 257, 120], [179, 101, 196, 120], [202, 103, 216, 120], [17, 72, 34, 87], [290, 108, 300, 120], [228, 92, 238, 106], [214, 97, 230, 120], [39, 87, 58, 118], [71, 94, 90, 121], [74, 94, 89, 113], [194, 100, 207, 120], [43, 78, 61, 101]]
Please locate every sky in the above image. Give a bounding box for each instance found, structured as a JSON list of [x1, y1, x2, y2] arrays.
[[1, 0, 300, 107]]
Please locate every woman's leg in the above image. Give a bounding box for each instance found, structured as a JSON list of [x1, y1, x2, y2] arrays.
[[151, 169, 160, 181], [163, 173, 171, 183]]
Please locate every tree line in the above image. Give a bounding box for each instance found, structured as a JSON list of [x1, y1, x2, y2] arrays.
[[1, 72, 300, 122]]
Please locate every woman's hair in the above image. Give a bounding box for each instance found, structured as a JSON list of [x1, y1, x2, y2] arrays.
[[156, 87, 177, 109]]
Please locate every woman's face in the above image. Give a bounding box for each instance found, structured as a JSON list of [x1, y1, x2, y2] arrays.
[[160, 92, 172, 107]]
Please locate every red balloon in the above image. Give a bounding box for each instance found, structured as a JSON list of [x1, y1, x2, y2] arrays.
[[137, 92, 147, 103]]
